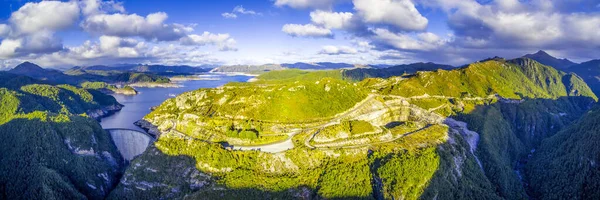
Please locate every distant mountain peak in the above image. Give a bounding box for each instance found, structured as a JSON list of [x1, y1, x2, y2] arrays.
[[14, 61, 42, 70], [534, 50, 550, 56], [523, 50, 576, 69], [10, 62, 45, 73]]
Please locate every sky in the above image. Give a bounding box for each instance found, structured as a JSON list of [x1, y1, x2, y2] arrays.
[[0, 0, 599, 69]]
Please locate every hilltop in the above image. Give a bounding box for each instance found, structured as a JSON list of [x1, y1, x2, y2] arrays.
[[523, 50, 576, 69], [523, 50, 600, 97]]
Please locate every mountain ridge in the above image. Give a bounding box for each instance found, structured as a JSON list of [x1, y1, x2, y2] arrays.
[[522, 50, 576, 69]]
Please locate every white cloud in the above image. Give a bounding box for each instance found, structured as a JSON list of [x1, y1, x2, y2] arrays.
[[310, 10, 354, 29], [180, 32, 238, 51], [81, 12, 193, 41], [319, 45, 358, 55], [222, 13, 237, 19], [0, 39, 20, 59], [9, 1, 80, 35], [67, 35, 144, 59], [353, 0, 428, 31], [0, 0, 239, 67], [0, 0, 78, 59], [0, 24, 10, 38], [282, 24, 333, 38], [427, 0, 600, 50], [222, 5, 261, 19], [372, 29, 446, 51], [81, 0, 125, 16], [233, 5, 261, 15], [274, 0, 344, 9]]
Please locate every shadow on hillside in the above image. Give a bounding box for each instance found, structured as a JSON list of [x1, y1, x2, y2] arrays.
[[420, 96, 595, 200], [0, 117, 126, 200]]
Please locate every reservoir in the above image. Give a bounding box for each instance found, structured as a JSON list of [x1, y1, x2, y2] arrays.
[[100, 73, 253, 131]]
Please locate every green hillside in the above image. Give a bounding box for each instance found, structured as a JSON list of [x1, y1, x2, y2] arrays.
[[526, 105, 600, 199], [0, 73, 126, 199], [364, 58, 596, 101], [343, 62, 453, 81], [148, 77, 367, 123], [566, 59, 600, 96], [110, 57, 598, 199]]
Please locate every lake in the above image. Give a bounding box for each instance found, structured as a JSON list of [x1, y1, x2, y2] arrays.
[[100, 74, 253, 131]]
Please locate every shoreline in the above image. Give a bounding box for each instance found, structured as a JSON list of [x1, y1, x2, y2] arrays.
[[87, 104, 124, 121], [208, 72, 260, 77], [128, 82, 182, 88]]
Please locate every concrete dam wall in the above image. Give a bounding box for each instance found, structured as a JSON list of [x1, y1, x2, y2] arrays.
[[106, 129, 153, 161]]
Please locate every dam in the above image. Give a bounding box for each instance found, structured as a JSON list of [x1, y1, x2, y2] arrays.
[[106, 129, 154, 161]]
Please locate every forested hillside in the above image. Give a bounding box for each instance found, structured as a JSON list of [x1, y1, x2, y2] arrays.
[[0, 73, 126, 199], [526, 105, 600, 199]]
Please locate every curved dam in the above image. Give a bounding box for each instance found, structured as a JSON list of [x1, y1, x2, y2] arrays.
[[106, 129, 154, 161]]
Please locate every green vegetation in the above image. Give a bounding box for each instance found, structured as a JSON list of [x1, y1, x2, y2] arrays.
[[377, 147, 439, 200], [318, 120, 376, 139], [526, 106, 600, 199], [110, 121, 503, 199], [0, 73, 125, 199], [121, 57, 600, 200], [148, 77, 367, 123], [115, 72, 170, 83], [81, 81, 117, 90], [364, 58, 597, 101], [4, 57, 599, 199], [566, 59, 600, 96], [210, 64, 285, 74], [343, 62, 453, 81], [81, 81, 138, 95], [255, 69, 345, 83]]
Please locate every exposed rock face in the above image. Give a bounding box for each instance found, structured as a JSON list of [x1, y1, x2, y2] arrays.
[[107, 145, 211, 199], [87, 104, 123, 120], [107, 129, 153, 161], [134, 119, 161, 138]]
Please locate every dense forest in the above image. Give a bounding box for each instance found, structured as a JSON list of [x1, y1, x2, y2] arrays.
[[0, 72, 126, 199]]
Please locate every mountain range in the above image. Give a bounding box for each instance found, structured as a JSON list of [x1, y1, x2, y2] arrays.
[[7, 62, 172, 87], [2, 52, 600, 199], [211, 62, 448, 74], [71, 64, 213, 75]]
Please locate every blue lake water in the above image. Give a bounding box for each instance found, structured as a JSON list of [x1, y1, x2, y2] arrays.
[[100, 74, 252, 131]]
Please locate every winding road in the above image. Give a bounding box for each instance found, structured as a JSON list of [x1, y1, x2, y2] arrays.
[[163, 93, 513, 153]]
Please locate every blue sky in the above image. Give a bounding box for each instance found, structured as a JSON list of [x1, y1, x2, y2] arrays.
[[0, 0, 599, 69]]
